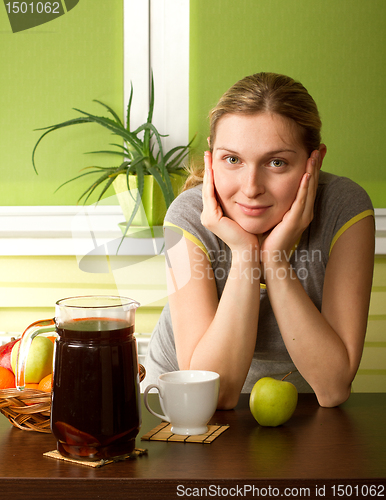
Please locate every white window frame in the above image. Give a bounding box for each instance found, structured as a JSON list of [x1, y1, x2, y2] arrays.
[[123, 0, 190, 152]]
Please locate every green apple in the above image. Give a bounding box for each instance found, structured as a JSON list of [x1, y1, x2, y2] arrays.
[[249, 375, 298, 427], [11, 336, 54, 384]]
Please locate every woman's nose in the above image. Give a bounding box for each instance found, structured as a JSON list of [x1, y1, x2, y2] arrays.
[[241, 167, 265, 198]]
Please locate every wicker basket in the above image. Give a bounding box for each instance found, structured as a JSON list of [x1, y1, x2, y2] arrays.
[[0, 365, 145, 434], [0, 388, 51, 433]]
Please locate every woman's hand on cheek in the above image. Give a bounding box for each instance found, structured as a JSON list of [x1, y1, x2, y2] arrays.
[[201, 151, 258, 252], [260, 150, 321, 263]]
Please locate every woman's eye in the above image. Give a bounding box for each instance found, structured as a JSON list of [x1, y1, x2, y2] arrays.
[[226, 156, 239, 165], [270, 159, 286, 168]]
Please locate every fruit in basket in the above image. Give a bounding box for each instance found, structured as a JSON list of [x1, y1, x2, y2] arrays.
[[0, 339, 20, 372], [0, 366, 16, 389], [11, 336, 54, 384], [249, 374, 298, 427], [38, 373, 53, 392]]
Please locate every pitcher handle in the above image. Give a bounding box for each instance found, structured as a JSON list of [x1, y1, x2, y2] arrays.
[[16, 318, 56, 390]]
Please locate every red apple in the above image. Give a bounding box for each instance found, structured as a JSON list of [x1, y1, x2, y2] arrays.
[[0, 339, 20, 372]]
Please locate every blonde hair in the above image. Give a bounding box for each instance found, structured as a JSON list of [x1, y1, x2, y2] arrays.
[[183, 72, 322, 191]]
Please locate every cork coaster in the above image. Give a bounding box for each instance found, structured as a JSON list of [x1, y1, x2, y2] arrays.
[[141, 422, 229, 443], [43, 448, 148, 468]]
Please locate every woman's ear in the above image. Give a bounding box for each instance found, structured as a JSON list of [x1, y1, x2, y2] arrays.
[[207, 136, 211, 148], [317, 144, 327, 170]]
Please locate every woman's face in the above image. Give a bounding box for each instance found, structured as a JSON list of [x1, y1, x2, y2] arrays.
[[211, 112, 310, 235]]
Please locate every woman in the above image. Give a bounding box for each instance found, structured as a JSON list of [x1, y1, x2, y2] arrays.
[[145, 72, 375, 409]]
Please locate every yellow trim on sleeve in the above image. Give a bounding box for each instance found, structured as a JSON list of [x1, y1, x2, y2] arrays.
[[329, 209, 374, 256], [163, 221, 210, 259]]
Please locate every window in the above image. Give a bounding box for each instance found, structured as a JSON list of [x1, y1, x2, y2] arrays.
[[123, 0, 189, 150]]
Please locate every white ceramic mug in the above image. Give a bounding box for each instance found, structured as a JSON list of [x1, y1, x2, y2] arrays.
[[143, 370, 220, 435]]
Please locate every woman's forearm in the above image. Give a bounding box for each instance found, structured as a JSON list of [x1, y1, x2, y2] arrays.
[[265, 263, 355, 407], [188, 251, 261, 409]]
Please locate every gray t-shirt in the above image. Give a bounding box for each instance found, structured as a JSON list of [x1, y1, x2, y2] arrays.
[[145, 171, 374, 393]]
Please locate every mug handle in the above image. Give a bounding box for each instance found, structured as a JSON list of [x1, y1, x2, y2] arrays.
[[16, 319, 56, 390], [143, 384, 170, 422]]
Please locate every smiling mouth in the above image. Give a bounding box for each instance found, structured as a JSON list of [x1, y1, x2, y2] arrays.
[[236, 203, 271, 216]]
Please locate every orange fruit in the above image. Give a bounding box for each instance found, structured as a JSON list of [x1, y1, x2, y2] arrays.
[[38, 373, 53, 392], [0, 366, 16, 389], [25, 383, 39, 389]]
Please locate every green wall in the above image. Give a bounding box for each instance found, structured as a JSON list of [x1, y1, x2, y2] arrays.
[[1, 1, 385, 207], [0, 0, 123, 205], [189, 0, 386, 208]]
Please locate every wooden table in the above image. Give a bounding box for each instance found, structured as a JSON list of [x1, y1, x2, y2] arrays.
[[0, 393, 385, 499]]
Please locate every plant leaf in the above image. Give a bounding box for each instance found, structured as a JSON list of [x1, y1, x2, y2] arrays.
[[75, 169, 115, 204], [143, 73, 156, 157], [84, 150, 128, 157], [81, 170, 114, 204], [110, 142, 131, 155], [124, 156, 148, 200], [93, 100, 123, 127], [136, 122, 175, 202], [133, 123, 164, 164], [147, 72, 155, 125], [95, 174, 117, 202], [32, 111, 141, 174], [54, 168, 116, 193], [32, 117, 95, 173], [165, 146, 190, 172], [163, 135, 195, 168], [147, 166, 173, 208], [126, 81, 133, 132], [73, 109, 143, 152]]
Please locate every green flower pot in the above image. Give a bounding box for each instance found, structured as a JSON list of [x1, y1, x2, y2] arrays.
[[113, 174, 185, 228]]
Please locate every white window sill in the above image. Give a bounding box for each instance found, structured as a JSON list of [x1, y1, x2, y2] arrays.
[[0, 206, 385, 256], [0, 206, 164, 256]]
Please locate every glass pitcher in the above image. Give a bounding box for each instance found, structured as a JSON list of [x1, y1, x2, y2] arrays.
[[16, 295, 145, 461]]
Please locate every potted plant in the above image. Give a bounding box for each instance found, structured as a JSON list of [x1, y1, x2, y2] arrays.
[[32, 76, 193, 237]]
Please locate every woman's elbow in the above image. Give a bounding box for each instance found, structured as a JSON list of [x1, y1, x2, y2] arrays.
[[316, 384, 351, 408], [216, 386, 241, 410]]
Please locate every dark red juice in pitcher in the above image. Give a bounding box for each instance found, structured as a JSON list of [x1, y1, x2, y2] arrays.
[[51, 318, 141, 460]]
